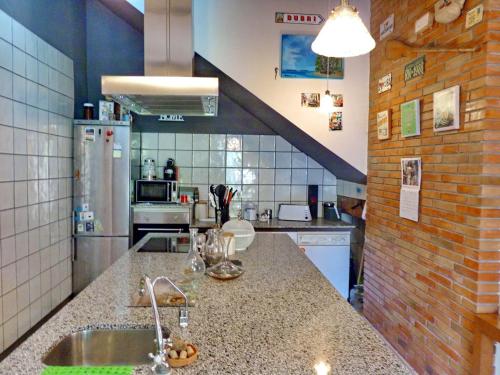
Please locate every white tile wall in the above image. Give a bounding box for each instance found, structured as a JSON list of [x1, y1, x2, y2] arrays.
[[336, 179, 367, 200], [132, 133, 339, 217], [0, 9, 73, 353]]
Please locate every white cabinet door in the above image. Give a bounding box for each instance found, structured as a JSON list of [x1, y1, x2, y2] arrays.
[[304, 245, 350, 299]]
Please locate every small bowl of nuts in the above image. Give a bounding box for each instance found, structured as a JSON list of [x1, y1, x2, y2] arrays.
[[167, 337, 198, 368]]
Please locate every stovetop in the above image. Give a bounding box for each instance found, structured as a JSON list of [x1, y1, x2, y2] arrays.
[[136, 236, 190, 253]]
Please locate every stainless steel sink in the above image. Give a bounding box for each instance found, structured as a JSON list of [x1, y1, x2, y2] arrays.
[[43, 329, 157, 366]]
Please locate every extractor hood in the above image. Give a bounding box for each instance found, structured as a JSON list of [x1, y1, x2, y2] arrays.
[[101, 0, 218, 116]]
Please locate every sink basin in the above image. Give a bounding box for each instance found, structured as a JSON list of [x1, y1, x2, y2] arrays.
[[43, 329, 156, 366]]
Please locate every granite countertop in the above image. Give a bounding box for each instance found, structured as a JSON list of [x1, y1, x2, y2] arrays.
[[0, 233, 413, 374], [191, 218, 355, 231]]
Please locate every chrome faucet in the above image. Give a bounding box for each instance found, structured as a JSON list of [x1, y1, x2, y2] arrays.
[[139, 275, 189, 375]]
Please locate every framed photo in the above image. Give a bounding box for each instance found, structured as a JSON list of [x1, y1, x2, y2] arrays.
[[281, 34, 344, 79], [331, 94, 343, 107], [433, 85, 460, 132], [378, 73, 392, 93], [401, 158, 421, 189], [400, 99, 420, 137], [329, 112, 342, 131], [377, 109, 391, 140], [300, 93, 320, 108]]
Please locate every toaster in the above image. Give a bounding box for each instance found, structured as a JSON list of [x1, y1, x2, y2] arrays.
[[278, 204, 312, 221]]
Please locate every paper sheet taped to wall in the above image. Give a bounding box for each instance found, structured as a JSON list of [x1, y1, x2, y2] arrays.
[[400, 188, 419, 222]]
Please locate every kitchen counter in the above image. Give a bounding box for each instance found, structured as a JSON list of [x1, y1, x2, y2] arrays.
[[191, 217, 355, 231], [0, 233, 412, 374]]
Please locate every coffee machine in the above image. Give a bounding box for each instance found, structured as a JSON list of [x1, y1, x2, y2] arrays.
[[163, 158, 177, 181]]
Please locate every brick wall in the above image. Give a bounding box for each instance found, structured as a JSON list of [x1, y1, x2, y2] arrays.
[[364, 0, 499, 373]]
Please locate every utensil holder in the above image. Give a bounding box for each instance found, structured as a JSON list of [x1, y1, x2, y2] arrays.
[[221, 207, 230, 225]]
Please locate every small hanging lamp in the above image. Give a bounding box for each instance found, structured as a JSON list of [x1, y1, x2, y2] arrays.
[[312, 0, 375, 58], [319, 57, 334, 114]]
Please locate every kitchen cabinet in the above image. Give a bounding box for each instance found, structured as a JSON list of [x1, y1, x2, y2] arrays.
[[269, 231, 351, 299]]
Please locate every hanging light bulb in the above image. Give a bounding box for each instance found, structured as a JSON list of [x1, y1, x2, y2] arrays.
[[312, 0, 376, 58], [318, 56, 334, 114], [319, 90, 334, 113]]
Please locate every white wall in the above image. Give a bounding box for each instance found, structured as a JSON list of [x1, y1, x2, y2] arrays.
[[193, 0, 371, 174]]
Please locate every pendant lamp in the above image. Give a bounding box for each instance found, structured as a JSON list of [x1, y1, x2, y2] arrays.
[[312, 0, 375, 58], [319, 57, 334, 114]]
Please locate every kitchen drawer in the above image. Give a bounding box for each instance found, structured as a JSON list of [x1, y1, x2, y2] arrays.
[[133, 210, 190, 224], [297, 232, 350, 246]]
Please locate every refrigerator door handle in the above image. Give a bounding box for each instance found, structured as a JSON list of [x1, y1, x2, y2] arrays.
[[72, 237, 77, 262]]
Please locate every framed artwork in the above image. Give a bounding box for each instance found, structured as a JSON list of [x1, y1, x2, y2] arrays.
[[400, 99, 420, 137], [401, 158, 422, 188], [379, 14, 394, 40], [378, 73, 392, 93], [300, 93, 320, 108], [404, 56, 425, 81], [377, 109, 391, 140], [329, 112, 342, 131], [433, 85, 460, 132], [331, 94, 343, 107], [281, 34, 344, 79]]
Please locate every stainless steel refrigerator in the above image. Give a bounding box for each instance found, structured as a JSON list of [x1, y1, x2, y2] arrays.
[[72, 120, 130, 293]]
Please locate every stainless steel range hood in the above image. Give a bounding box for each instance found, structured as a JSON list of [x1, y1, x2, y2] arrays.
[[101, 0, 218, 116]]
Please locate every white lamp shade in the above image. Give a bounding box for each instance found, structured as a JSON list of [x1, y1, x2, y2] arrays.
[[311, 4, 376, 58], [319, 92, 334, 113]]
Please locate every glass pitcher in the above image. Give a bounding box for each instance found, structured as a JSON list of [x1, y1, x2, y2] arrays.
[[183, 228, 206, 285], [204, 228, 224, 267], [206, 231, 244, 280]]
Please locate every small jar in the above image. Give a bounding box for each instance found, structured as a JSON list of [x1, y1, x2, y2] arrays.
[[83, 103, 94, 120]]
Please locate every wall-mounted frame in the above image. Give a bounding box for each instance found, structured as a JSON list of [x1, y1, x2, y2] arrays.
[[332, 94, 343, 107], [329, 112, 342, 131], [280, 34, 344, 79], [401, 157, 422, 189], [401, 99, 420, 137], [377, 109, 391, 140], [404, 56, 425, 81], [301, 93, 320, 108], [379, 14, 394, 40], [378, 73, 392, 93], [433, 85, 460, 132]]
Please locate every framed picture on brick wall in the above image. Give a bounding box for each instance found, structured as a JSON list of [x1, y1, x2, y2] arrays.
[[400, 99, 420, 137], [433, 85, 460, 132], [377, 109, 391, 140]]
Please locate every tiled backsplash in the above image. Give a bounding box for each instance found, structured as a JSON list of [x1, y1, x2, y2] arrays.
[[0, 10, 74, 351], [131, 133, 340, 217]]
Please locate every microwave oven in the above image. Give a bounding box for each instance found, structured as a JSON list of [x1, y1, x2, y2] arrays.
[[135, 180, 178, 204]]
